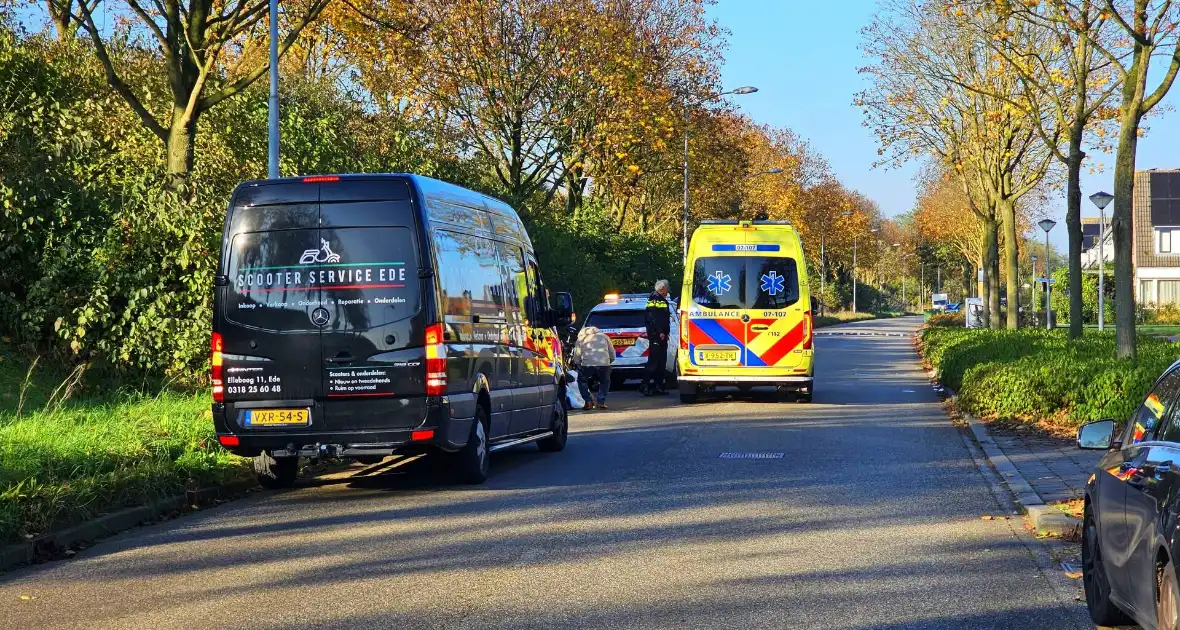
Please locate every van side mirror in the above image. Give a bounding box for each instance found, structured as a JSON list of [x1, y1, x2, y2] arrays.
[[809, 296, 819, 313], [1077, 419, 1117, 450], [552, 292, 575, 327]]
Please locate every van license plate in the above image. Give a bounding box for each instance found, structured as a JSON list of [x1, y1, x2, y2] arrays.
[[610, 337, 637, 347], [698, 349, 738, 362], [245, 409, 310, 426]]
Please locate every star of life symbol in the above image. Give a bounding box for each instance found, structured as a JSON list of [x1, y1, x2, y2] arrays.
[[299, 239, 341, 265], [761, 271, 785, 296], [707, 270, 732, 295]]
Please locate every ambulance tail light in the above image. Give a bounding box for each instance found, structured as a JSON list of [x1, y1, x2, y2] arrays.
[[211, 332, 224, 402], [803, 309, 813, 350], [425, 323, 447, 396], [679, 312, 689, 350]]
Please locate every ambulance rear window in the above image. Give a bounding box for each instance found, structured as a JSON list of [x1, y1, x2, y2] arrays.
[[691, 256, 800, 310]]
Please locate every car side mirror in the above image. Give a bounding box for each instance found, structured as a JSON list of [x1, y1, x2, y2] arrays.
[[552, 292, 575, 327], [809, 296, 819, 313], [1078, 419, 1117, 450]]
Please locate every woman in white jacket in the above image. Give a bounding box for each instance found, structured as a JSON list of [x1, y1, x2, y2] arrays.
[[570, 325, 615, 410]]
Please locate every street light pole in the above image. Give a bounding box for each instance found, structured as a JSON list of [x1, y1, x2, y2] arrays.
[[681, 129, 689, 258], [853, 235, 858, 313], [1090, 191, 1114, 331], [267, 0, 279, 179], [1030, 255, 1038, 326], [1039, 219, 1057, 330], [681, 86, 758, 258], [819, 232, 825, 316]]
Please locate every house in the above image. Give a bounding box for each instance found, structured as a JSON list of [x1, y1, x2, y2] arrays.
[[1081, 216, 1112, 270], [1134, 169, 1180, 306]]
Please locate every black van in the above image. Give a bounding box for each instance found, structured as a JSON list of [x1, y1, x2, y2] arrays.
[[212, 174, 575, 487]]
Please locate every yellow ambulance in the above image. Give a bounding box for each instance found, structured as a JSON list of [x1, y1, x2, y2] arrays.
[[677, 219, 814, 403]]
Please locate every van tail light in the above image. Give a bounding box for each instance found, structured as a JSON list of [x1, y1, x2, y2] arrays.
[[679, 312, 689, 350], [425, 323, 447, 396], [211, 332, 224, 402], [803, 310, 813, 350]]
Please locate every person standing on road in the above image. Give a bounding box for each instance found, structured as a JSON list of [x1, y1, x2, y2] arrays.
[[571, 324, 615, 410], [641, 279, 672, 396]]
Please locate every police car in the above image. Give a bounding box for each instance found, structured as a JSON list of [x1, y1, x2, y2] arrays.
[[582, 293, 679, 388]]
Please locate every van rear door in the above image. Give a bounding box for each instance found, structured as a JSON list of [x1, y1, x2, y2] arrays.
[[317, 180, 429, 431], [687, 249, 807, 370], [219, 185, 323, 426]]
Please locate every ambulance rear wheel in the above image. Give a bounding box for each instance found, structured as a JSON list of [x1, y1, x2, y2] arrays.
[[679, 382, 699, 404]]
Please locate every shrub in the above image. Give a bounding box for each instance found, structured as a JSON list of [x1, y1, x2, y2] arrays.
[[927, 312, 964, 327], [921, 327, 1178, 427]]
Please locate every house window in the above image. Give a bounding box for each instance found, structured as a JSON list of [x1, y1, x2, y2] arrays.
[[1141, 279, 1157, 305], [1161, 281, 1180, 306], [1157, 227, 1180, 254]]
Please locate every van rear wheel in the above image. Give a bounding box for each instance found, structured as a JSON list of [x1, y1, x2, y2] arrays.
[[457, 408, 490, 484], [254, 453, 298, 489], [679, 382, 699, 404]]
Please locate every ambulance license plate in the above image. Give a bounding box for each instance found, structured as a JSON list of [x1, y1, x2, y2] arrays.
[[698, 349, 738, 363]]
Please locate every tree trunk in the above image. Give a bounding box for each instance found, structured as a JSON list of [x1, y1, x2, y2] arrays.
[[166, 107, 199, 182], [1113, 108, 1141, 360], [962, 261, 972, 304], [1065, 128, 1086, 337], [984, 215, 1000, 329], [999, 198, 1020, 329]]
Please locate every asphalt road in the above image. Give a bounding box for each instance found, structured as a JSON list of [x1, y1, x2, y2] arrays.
[[1, 316, 1094, 629]]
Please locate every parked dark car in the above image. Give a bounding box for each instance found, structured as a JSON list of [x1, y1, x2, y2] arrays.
[[1077, 360, 1180, 629], [212, 174, 575, 488]]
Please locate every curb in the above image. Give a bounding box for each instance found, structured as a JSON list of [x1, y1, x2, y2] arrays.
[[0, 479, 256, 573], [933, 376, 1083, 538]]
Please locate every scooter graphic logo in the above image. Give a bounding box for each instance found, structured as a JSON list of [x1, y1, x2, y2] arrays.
[[299, 239, 341, 265]]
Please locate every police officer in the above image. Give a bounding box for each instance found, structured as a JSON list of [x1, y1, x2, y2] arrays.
[[641, 279, 672, 396]]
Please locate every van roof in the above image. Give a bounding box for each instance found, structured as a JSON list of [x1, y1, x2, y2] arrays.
[[231, 173, 516, 216]]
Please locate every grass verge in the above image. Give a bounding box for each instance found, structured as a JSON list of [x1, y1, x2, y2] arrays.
[[920, 327, 1179, 431], [0, 344, 250, 546]]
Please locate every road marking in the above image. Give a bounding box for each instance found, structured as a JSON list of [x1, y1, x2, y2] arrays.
[[719, 452, 785, 459], [814, 331, 910, 337]]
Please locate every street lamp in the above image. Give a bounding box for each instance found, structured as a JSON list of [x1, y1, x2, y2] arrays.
[[1090, 191, 1114, 331], [1038, 218, 1057, 330], [746, 168, 784, 179], [682, 86, 758, 257]]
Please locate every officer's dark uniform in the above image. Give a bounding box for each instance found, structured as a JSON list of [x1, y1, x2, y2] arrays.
[[642, 290, 671, 394]]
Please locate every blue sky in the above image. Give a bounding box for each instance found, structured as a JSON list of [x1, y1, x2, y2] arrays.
[[708, 0, 1180, 250]]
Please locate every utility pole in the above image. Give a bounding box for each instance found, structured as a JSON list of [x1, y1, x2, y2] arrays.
[[267, 0, 280, 179]]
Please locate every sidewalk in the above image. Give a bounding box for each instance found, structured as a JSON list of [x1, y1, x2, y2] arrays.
[[988, 432, 1102, 504]]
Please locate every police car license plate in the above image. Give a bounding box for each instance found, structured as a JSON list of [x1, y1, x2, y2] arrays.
[[698, 349, 738, 363], [610, 337, 638, 347], [245, 408, 310, 426]]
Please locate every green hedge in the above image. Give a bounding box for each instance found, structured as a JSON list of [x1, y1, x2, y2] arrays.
[[921, 328, 1180, 426]]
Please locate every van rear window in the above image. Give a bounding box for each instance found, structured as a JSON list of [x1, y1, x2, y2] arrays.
[[226, 227, 419, 331], [691, 256, 800, 310]]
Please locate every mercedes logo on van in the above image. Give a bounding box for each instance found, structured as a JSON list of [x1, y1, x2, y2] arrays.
[[311, 307, 331, 327]]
